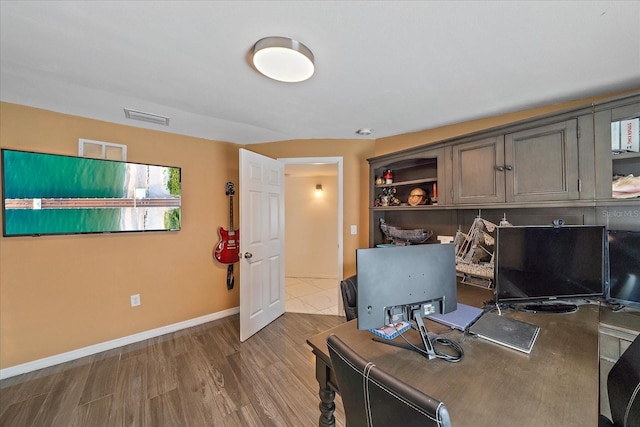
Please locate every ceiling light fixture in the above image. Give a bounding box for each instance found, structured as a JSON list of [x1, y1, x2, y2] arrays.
[[251, 36, 315, 83], [356, 128, 373, 136]]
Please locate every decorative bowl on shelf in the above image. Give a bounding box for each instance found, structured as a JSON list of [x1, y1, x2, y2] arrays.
[[379, 218, 432, 245]]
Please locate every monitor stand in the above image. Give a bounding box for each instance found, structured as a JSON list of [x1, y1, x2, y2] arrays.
[[516, 302, 578, 314], [412, 307, 437, 360], [371, 307, 437, 360]]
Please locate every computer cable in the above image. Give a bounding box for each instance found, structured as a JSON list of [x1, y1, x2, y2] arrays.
[[391, 321, 464, 363]]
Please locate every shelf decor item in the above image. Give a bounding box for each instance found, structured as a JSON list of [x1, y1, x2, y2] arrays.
[[454, 215, 511, 288], [407, 187, 429, 206], [379, 218, 432, 245], [374, 187, 401, 207], [382, 169, 394, 184], [612, 174, 640, 198]]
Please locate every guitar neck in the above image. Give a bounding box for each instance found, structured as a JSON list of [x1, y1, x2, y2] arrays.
[[229, 195, 234, 230]]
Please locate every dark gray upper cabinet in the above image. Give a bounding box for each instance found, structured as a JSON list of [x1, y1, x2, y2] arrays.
[[505, 120, 579, 203], [452, 120, 579, 204], [451, 136, 505, 204]]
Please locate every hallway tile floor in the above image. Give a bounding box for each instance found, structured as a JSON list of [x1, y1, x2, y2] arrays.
[[285, 277, 343, 316]]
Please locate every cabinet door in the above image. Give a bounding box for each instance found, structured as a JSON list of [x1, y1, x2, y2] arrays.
[[504, 120, 579, 202], [452, 136, 505, 204]]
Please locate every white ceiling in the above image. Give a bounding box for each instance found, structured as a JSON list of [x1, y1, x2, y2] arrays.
[[1, 1, 639, 145]]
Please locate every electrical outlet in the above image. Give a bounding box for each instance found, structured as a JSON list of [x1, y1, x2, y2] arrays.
[[130, 294, 141, 307]]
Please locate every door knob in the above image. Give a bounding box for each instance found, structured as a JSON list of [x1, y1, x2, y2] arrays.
[[505, 165, 513, 171], [496, 166, 505, 172], [244, 252, 253, 259]]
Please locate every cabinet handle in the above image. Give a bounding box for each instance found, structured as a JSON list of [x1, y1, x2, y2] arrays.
[[496, 166, 505, 172], [505, 165, 513, 171]]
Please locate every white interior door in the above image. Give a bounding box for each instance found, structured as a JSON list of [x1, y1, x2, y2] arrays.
[[239, 149, 285, 342]]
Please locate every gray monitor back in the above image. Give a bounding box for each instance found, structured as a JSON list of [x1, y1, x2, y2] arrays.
[[356, 244, 457, 330]]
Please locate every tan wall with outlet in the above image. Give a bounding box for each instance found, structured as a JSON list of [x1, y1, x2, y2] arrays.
[[0, 103, 375, 370], [0, 102, 241, 369]]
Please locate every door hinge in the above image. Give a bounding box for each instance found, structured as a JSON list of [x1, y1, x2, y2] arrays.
[[578, 179, 582, 192], [577, 126, 581, 139]]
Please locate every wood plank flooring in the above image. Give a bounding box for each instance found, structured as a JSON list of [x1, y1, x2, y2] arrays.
[[0, 313, 346, 427]]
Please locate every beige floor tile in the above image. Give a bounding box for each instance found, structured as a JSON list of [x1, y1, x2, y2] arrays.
[[285, 276, 340, 316]]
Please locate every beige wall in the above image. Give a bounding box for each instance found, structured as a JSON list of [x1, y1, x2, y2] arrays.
[[0, 102, 240, 368], [285, 174, 338, 279], [0, 104, 376, 370]]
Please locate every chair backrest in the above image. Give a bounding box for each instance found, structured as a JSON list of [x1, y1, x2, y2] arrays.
[[327, 334, 452, 427], [340, 275, 358, 321], [608, 334, 640, 427]]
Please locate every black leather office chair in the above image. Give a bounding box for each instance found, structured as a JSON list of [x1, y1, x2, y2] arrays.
[[599, 334, 640, 427], [340, 275, 358, 321], [327, 334, 452, 427]]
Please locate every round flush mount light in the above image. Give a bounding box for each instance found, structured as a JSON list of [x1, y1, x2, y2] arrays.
[[251, 36, 315, 83], [356, 128, 373, 136]]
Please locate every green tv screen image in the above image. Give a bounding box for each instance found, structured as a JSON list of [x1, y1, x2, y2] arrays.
[[1, 149, 181, 236]]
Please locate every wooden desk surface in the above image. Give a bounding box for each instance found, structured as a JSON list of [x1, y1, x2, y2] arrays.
[[307, 285, 600, 427]]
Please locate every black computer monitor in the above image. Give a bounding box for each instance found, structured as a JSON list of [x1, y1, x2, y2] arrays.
[[495, 225, 605, 311], [356, 244, 457, 359], [607, 229, 640, 308]]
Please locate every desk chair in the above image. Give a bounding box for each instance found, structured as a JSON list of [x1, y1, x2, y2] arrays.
[[340, 275, 358, 321], [327, 334, 452, 427], [600, 334, 640, 427]]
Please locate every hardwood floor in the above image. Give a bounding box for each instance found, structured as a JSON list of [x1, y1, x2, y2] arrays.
[[0, 313, 346, 427]]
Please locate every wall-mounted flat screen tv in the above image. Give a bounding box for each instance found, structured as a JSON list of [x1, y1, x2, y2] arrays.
[[1, 149, 181, 237]]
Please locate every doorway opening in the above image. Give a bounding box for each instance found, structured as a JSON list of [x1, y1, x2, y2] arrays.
[[279, 157, 343, 316]]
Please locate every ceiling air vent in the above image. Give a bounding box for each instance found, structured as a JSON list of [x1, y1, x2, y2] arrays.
[[124, 108, 170, 126]]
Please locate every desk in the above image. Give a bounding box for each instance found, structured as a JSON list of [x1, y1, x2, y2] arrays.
[[307, 287, 600, 427]]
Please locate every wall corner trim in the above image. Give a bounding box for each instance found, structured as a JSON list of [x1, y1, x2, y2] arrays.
[[0, 306, 240, 380]]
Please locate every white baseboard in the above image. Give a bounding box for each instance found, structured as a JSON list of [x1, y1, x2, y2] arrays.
[[0, 306, 240, 380]]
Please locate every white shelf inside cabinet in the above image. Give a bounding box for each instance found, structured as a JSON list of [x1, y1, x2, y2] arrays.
[[612, 151, 640, 161]]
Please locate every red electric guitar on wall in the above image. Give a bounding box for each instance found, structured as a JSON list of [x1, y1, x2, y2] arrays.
[[214, 182, 240, 265]]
